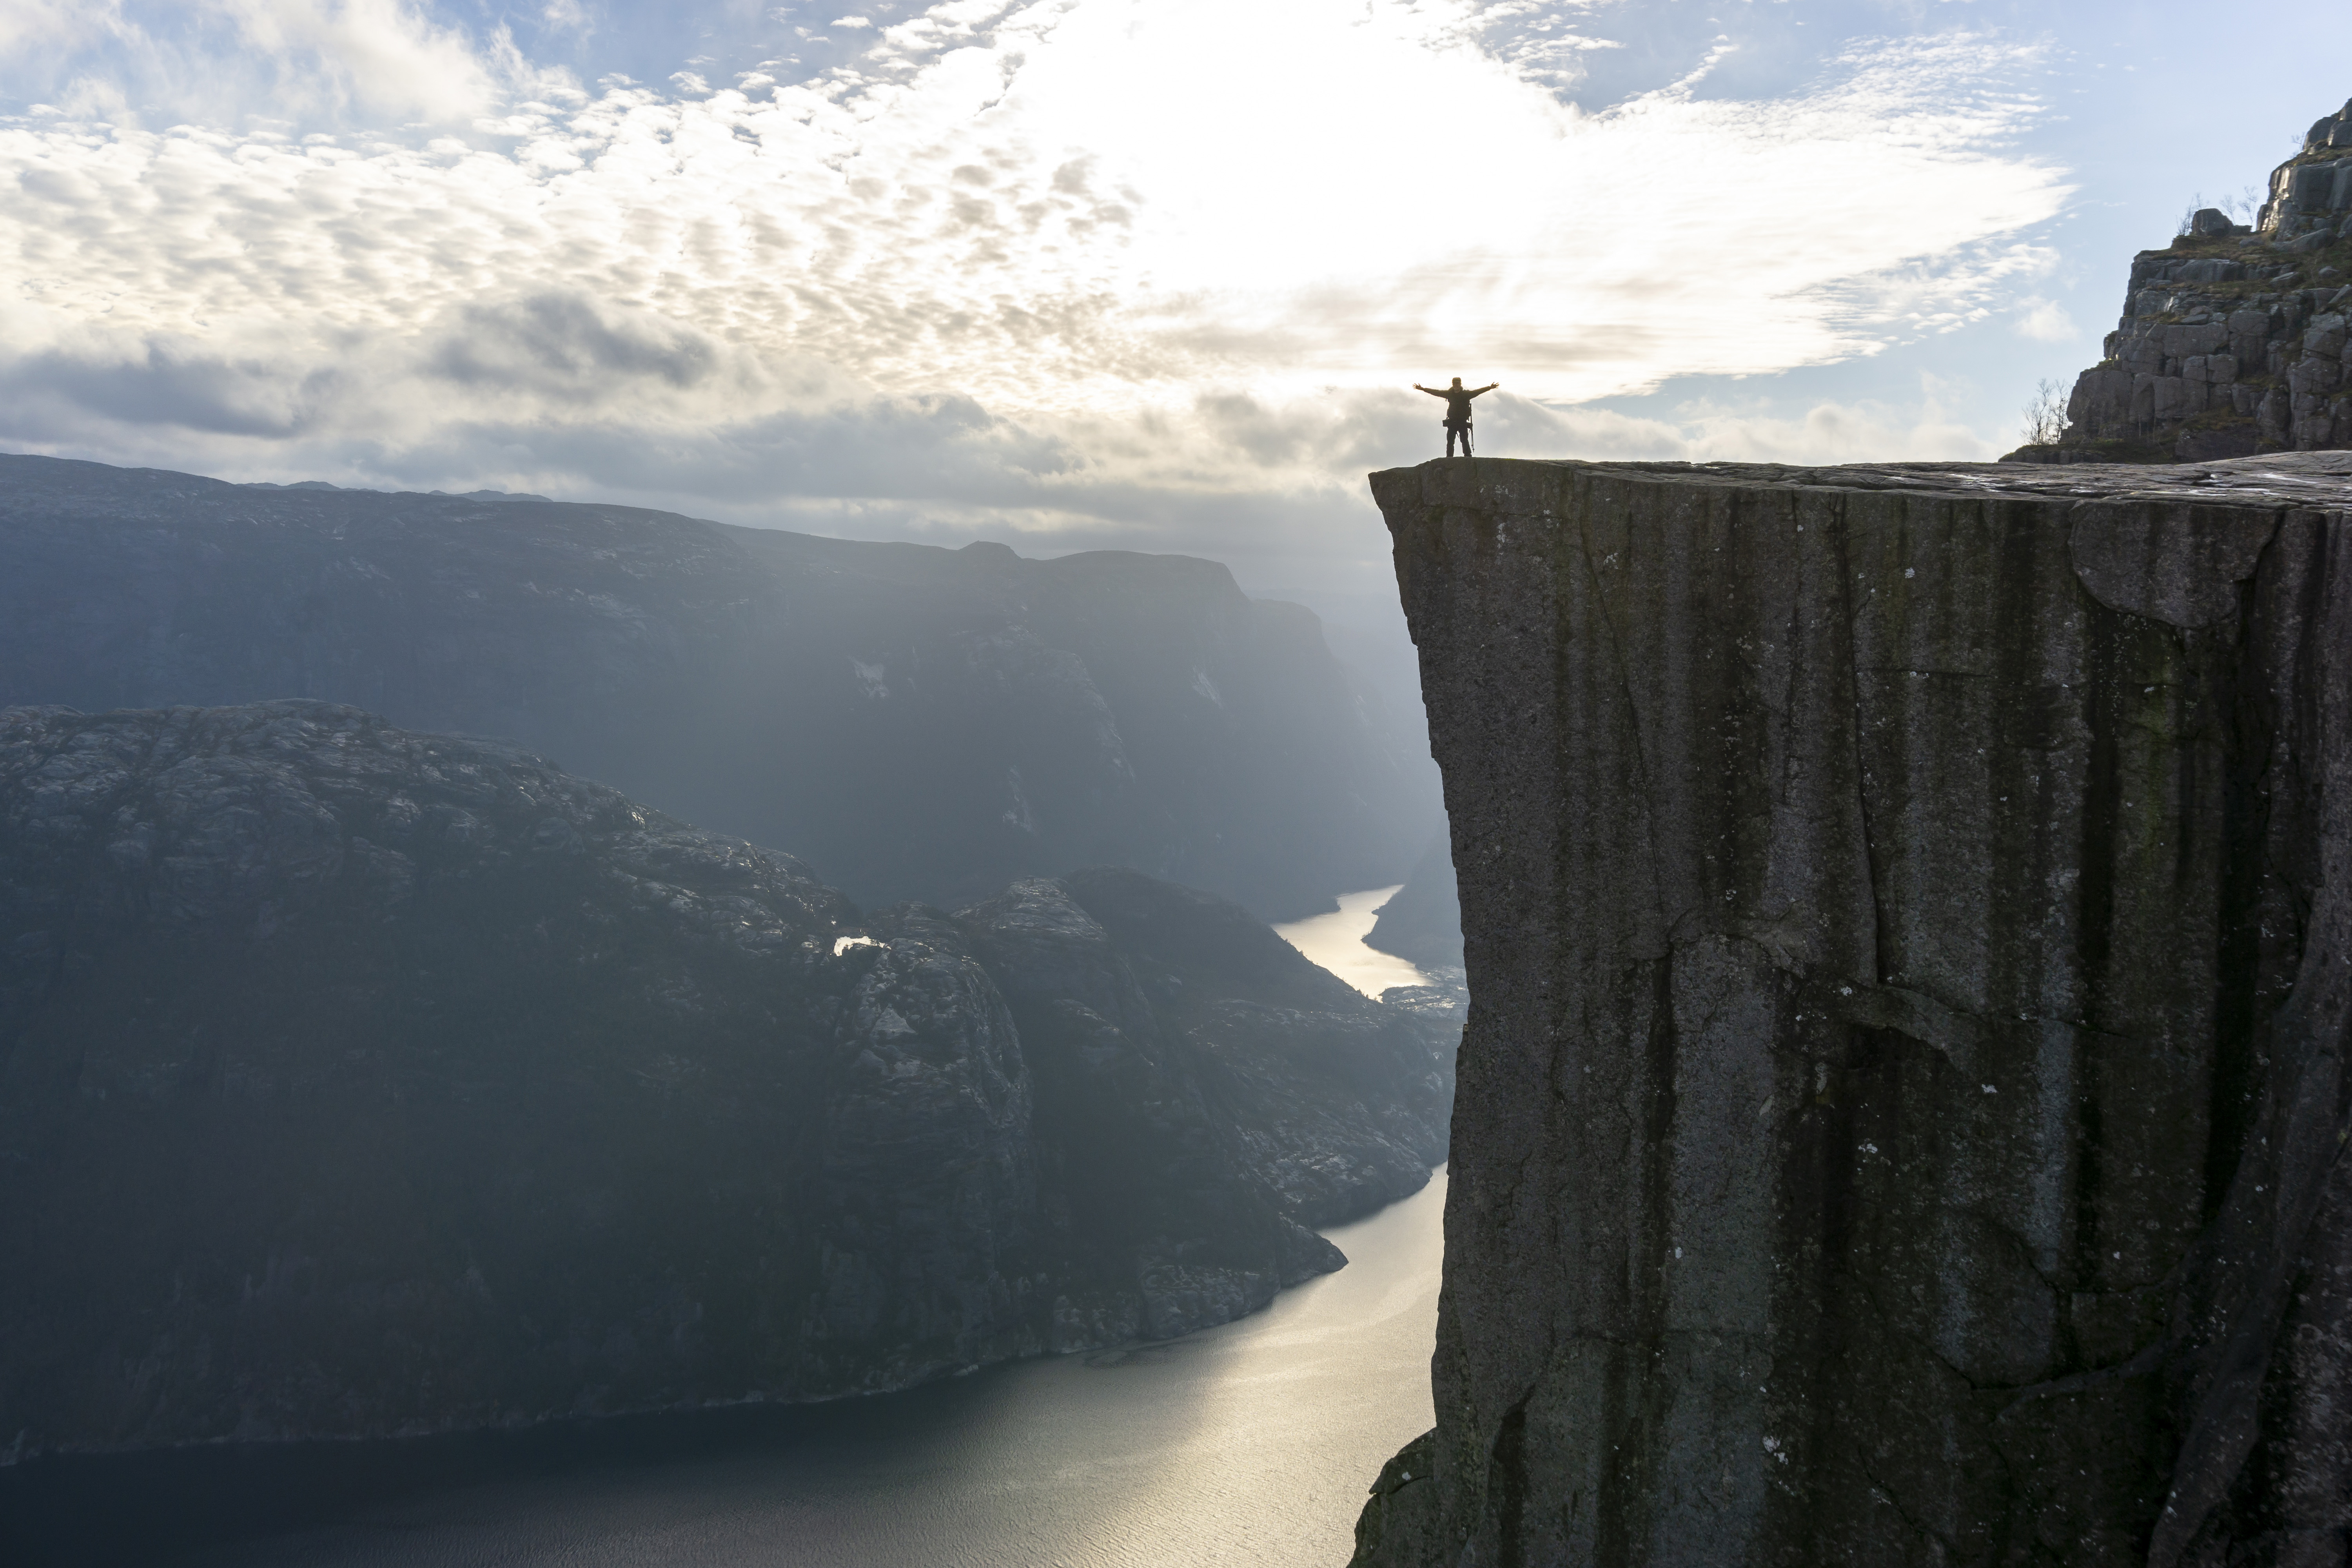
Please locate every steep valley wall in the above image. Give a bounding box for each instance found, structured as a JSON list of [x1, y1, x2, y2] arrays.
[[1354, 455, 2351, 1566]]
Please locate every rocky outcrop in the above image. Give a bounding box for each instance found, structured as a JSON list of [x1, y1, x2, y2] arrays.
[[2264, 100, 2352, 240], [0, 701, 1453, 1458], [0, 454, 1439, 919], [1355, 455, 2352, 1565], [2023, 98, 2352, 464], [1365, 831, 1465, 971]]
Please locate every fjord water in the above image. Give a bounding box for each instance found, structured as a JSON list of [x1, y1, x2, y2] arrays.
[[1271, 884, 1428, 996], [65, 1178, 1443, 1568], [13, 891, 1442, 1568]]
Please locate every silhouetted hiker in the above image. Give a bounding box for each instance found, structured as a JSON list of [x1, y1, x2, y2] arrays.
[[1414, 377, 1498, 456]]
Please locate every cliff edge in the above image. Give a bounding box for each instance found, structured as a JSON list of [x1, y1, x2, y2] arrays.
[[1354, 455, 2351, 1565]]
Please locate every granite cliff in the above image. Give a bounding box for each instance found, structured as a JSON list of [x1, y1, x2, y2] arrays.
[[0, 453, 1438, 919], [0, 701, 1453, 1458], [1354, 455, 2350, 1565], [2023, 97, 2352, 464]]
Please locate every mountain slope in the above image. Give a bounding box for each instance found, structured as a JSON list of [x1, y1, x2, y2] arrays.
[[0, 701, 1452, 1457]]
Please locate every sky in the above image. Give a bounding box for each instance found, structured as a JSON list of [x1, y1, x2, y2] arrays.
[[2, 0, 2348, 639]]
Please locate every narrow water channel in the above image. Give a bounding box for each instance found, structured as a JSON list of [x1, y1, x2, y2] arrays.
[[1272, 884, 1427, 998]]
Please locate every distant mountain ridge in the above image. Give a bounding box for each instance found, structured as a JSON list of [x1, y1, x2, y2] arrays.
[[0, 453, 1439, 920]]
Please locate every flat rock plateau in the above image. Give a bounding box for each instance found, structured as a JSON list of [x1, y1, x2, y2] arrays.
[[1353, 454, 2351, 1566], [0, 701, 1454, 1458]]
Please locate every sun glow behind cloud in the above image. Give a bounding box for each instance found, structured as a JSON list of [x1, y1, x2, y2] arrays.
[[0, 0, 2067, 538]]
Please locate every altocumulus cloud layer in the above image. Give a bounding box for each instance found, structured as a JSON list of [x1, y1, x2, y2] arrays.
[[0, 0, 2068, 568]]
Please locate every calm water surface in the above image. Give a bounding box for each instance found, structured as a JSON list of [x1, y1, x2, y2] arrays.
[[11, 891, 1445, 1568], [1272, 884, 1427, 997], [102, 1175, 1442, 1567]]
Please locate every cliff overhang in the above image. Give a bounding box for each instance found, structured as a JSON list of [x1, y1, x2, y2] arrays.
[[1357, 454, 2352, 1566]]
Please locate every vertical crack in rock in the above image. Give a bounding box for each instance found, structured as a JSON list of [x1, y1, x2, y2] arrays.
[[1831, 496, 1900, 993], [1355, 455, 2352, 1568]]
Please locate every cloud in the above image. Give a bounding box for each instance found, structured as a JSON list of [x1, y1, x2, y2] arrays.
[[0, 1, 569, 130], [0, 0, 109, 53], [0, 0, 2065, 581], [203, 0, 501, 122], [2013, 297, 2078, 341]]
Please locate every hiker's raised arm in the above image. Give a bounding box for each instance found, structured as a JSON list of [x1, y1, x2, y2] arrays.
[[1414, 384, 1447, 398], [1471, 383, 1499, 397]]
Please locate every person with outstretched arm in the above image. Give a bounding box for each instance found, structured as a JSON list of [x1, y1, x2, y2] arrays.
[[1414, 377, 1498, 457]]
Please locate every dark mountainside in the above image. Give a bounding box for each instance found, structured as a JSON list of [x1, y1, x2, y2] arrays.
[[1364, 831, 1464, 971], [0, 701, 1454, 1458], [1353, 455, 2350, 1566], [0, 453, 1440, 920], [2015, 97, 2352, 465]]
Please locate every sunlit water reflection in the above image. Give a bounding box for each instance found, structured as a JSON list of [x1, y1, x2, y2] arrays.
[[1273, 885, 1428, 998]]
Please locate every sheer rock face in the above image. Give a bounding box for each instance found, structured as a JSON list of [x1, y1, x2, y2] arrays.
[[2050, 249, 2352, 463], [0, 453, 1437, 920], [2261, 99, 2352, 239], [1355, 456, 2352, 1566], [0, 702, 1450, 1458]]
